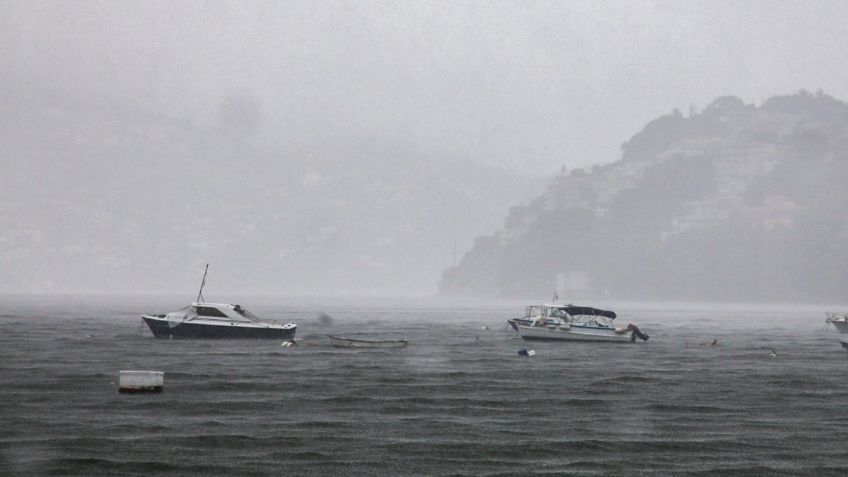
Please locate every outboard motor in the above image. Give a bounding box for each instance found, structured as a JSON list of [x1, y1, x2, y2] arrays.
[[627, 323, 650, 342]]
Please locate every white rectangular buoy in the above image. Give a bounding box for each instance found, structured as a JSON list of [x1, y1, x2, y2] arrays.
[[119, 370, 164, 393]]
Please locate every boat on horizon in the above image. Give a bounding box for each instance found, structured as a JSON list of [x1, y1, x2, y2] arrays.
[[328, 335, 408, 348], [141, 265, 297, 339], [826, 312, 848, 333], [508, 303, 649, 343]]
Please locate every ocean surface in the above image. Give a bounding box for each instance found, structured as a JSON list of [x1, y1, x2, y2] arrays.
[[3, 296, 848, 476]]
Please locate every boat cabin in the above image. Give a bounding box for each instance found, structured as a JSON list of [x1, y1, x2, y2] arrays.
[[523, 304, 617, 326], [162, 302, 266, 324], [193, 303, 264, 322]]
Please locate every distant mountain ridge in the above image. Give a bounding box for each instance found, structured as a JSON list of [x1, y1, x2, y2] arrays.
[[0, 96, 537, 295], [439, 91, 848, 302]]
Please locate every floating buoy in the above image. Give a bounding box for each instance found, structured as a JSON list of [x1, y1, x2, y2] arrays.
[[518, 348, 536, 357], [769, 349, 777, 358], [317, 312, 334, 326], [119, 371, 164, 393], [281, 340, 297, 348]]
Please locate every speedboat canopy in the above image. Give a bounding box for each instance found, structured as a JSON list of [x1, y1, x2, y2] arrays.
[[558, 305, 616, 320]]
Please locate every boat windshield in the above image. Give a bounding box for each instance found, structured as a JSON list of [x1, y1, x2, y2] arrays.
[[548, 307, 568, 318], [525, 305, 545, 317], [195, 305, 229, 318], [233, 305, 263, 322]]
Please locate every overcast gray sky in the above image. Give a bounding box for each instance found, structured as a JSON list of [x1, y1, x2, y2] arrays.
[[4, 0, 848, 174], [3, 0, 848, 296]]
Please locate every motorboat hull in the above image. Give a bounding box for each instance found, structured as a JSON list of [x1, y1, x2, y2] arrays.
[[508, 317, 560, 331], [329, 335, 408, 348], [832, 321, 848, 334], [142, 315, 296, 339], [515, 324, 635, 343]]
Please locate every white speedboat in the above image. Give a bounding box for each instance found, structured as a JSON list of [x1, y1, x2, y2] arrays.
[[826, 312, 848, 333], [141, 265, 297, 339], [508, 304, 649, 343]]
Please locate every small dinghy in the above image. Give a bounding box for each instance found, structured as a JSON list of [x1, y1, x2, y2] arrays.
[[328, 335, 408, 348]]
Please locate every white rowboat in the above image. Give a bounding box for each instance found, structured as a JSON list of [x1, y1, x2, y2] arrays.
[[329, 336, 408, 348]]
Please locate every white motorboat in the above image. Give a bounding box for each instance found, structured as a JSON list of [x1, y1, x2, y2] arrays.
[[508, 304, 649, 343], [141, 265, 297, 339], [143, 302, 297, 339], [826, 312, 848, 333]]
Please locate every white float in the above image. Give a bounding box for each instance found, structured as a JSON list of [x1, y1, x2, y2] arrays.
[[119, 370, 164, 393]]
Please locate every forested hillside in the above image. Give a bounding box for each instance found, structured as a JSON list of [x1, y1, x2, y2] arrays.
[[439, 91, 848, 302]]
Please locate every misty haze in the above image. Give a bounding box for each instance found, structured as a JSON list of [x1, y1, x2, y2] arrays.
[[4, 1, 848, 475], [4, 0, 848, 300]]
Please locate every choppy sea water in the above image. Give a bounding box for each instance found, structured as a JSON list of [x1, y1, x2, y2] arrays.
[[3, 296, 848, 476]]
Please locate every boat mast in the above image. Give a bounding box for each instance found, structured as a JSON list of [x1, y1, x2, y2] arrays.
[[196, 263, 209, 304]]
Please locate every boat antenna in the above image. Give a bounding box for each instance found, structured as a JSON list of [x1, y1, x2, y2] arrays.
[[196, 263, 209, 304]]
